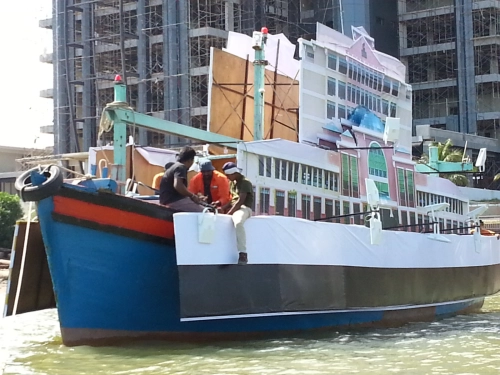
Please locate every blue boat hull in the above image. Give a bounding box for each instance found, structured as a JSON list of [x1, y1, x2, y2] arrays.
[[35, 191, 489, 346]]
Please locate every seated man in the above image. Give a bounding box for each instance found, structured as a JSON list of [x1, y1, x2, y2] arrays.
[[221, 162, 254, 265], [188, 159, 231, 210], [159, 147, 203, 212], [470, 220, 499, 238]]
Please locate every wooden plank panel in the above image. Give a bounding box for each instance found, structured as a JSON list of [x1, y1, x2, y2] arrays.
[[209, 48, 299, 143], [5, 222, 55, 316]]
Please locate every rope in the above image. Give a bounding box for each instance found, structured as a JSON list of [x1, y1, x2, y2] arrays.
[[98, 101, 134, 139], [97, 100, 138, 188]]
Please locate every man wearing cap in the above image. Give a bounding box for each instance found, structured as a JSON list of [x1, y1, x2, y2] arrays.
[[222, 162, 254, 265], [188, 159, 231, 209]]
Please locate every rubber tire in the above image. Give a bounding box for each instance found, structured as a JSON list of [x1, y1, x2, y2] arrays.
[[15, 165, 64, 202]]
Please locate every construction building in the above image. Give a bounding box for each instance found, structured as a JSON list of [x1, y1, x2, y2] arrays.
[[39, 0, 399, 155], [399, 0, 500, 187]]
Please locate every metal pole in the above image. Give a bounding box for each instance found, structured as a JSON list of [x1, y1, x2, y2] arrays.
[[113, 75, 127, 193], [82, 0, 96, 151], [253, 27, 268, 141], [137, 0, 148, 146]]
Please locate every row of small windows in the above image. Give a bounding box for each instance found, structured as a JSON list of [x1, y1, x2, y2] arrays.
[[258, 189, 363, 223], [256, 190, 469, 233], [327, 78, 397, 117], [258, 156, 339, 191], [416, 191, 465, 215], [257, 157, 463, 214], [401, 211, 469, 234], [327, 54, 400, 98]]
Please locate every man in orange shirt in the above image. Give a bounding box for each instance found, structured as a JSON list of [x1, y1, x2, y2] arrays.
[[470, 220, 500, 239], [188, 159, 231, 209]]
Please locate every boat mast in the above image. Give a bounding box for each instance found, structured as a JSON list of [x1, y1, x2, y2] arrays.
[[112, 74, 128, 188], [252, 27, 268, 141]]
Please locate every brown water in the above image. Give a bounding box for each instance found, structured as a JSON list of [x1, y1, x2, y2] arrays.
[[2, 295, 500, 375]]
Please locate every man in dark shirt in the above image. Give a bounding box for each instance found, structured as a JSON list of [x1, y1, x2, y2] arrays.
[[159, 146, 203, 212], [222, 162, 254, 265]]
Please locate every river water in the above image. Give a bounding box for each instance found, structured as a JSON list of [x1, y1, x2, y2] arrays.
[[2, 294, 500, 375]]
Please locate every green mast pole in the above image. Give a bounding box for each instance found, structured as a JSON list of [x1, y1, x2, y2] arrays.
[[112, 74, 127, 194], [253, 27, 268, 141]]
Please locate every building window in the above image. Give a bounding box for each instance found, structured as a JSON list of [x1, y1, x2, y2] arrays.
[[407, 171, 415, 207], [324, 171, 338, 191], [328, 54, 337, 70], [341, 154, 359, 198], [327, 77, 336, 96], [311, 167, 322, 187], [301, 164, 311, 185], [338, 81, 346, 100], [302, 194, 311, 220], [265, 157, 271, 177], [288, 192, 296, 217], [325, 199, 334, 222], [287, 162, 299, 183], [383, 78, 391, 94], [390, 102, 397, 117], [401, 210, 408, 229], [338, 104, 346, 120], [409, 212, 416, 232], [343, 201, 350, 224], [339, 57, 348, 74], [260, 187, 270, 214], [368, 142, 389, 198], [334, 200, 341, 223], [382, 100, 389, 116], [342, 154, 350, 196], [327, 101, 336, 119], [350, 155, 359, 198], [353, 203, 361, 225], [259, 156, 271, 177], [281, 160, 287, 180], [397, 168, 406, 207], [313, 197, 322, 220], [392, 82, 399, 97], [274, 158, 287, 180], [275, 190, 285, 216]]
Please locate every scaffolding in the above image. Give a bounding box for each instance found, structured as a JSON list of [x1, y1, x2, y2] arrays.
[[399, 0, 500, 185], [50, 0, 344, 154]]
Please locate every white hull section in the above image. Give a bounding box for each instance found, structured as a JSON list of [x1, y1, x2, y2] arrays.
[[174, 213, 500, 268]]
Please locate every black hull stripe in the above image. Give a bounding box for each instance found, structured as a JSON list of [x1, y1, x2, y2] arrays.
[[57, 186, 175, 220], [178, 264, 500, 319], [52, 213, 175, 246]]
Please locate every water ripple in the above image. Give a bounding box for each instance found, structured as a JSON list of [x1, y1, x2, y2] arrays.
[[2, 295, 500, 374]]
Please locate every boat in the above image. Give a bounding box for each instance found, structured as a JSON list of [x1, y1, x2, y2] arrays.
[[14, 24, 500, 347]]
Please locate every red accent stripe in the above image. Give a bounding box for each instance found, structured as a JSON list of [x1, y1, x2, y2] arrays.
[[53, 196, 174, 239]]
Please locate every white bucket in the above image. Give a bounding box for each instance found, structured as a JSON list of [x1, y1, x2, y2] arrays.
[[198, 208, 217, 244]]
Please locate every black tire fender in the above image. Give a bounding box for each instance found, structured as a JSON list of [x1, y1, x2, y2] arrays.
[[15, 165, 64, 202]]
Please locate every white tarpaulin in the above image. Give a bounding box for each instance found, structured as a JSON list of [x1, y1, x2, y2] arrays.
[[174, 213, 500, 268], [224, 31, 300, 80], [88, 145, 178, 174]]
